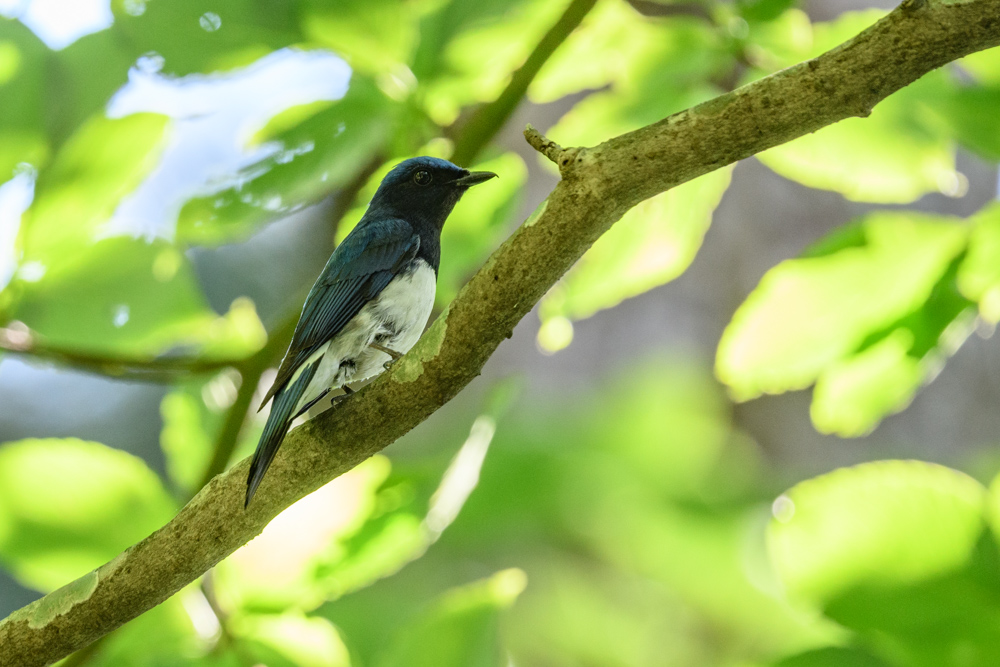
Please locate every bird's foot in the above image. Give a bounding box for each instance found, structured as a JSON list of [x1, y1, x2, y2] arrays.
[[330, 384, 354, 406], [370, 342, 403, 370]]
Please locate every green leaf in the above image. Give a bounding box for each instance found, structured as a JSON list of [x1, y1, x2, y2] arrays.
[[378, 569, 526, 667], [301, 0, 418, 76], [109, 0, 299, 77], [413, 0, 567, 124], [177, 77, 395, 245], [84, 592, 217, 667], [739, 0, 799, 23], [18, 112, 169, 264], [935, 84, 1000, 163], [528, 0, 670, 104], [546, 18, 726, 148], [717, 212, 971, 435], [767, 460, 986, 605], [438, 152, 527, 306], [232, 611, 351, 667], [541, 165, 733, 328], [960, 46, 1000, 86], [160, 376, 233, 494], [756, 73, 956, 203], [746, 10, 956, 203], [6, 238, 266, 359], [0, 438, 175, 592], [0, 19, 50, 178], [772, 646, 895, 667], [770, 462, 1000, 667]]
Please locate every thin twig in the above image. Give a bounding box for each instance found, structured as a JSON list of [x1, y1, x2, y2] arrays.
[[449, 0, 598, 166]]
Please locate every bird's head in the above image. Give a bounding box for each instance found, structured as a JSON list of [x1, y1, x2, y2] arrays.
[[368, 156, 497, 229]]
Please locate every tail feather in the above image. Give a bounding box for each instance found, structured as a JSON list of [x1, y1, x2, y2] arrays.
[[245, 360, 321, 508]]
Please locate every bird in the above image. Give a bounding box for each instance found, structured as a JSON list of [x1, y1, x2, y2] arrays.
[[244, 156, 497, 507]]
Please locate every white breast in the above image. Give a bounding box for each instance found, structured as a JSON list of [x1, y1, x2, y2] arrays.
[[293, 258, 437, 415]]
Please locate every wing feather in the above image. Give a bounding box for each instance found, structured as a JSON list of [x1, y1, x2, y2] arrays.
[[259, 218, 419, 409]]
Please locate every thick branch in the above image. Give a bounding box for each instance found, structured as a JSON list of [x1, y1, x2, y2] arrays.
[[2, 1, 999, 664]]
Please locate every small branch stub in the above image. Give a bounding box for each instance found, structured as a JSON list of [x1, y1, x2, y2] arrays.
[[524, 125, 571, 170]]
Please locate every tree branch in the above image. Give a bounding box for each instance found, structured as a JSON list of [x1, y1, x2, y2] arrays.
[[2, 1, 999, 664]]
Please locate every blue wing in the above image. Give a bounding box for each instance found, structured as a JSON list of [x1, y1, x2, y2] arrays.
[[259, 217, 419, 409], [245, 217, 418, 507]]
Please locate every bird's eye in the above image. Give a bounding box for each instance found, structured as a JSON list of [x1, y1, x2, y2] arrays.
[[413, 170, 432, 186]]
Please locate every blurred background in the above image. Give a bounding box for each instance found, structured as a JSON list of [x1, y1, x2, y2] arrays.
[[1, 0, 1000, 665]]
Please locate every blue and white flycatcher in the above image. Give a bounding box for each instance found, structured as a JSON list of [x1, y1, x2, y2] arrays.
[[245, 156, 496, 507]]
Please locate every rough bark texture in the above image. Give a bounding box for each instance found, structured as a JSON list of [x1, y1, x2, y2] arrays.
[[2, 1, 999, 664]]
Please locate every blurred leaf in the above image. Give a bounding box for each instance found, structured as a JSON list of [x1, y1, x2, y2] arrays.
[[84, 592, 219, 667], [772, 646, 895, 667], [378, 569, 526, 667], [178, 77, 395, 245], [767, 460, 986, 604], [301, 0, 418, 76], [541, 165, 732, 324], [216, 456, 393, 611], [0, 438, 175, 592], [960, 46, 1000, 86], [438, 152, 526, 305], [232, 611, 351, 667], [18, 113, 169, 264], [7, 238, 266, 359], [414, 0, 569, 125], [739, 0, 800, 23], [745, 9, 883, 73], [109, 0, 299, 77], [935, 84, 1000, 163], [756, 73, 955, 203], [547, 17, 726, 148], [45, 31, 138, 148], [717, 212, 970, 435], [529, 0, 667, 104], [0, 19, 49, 179], [746, 10, 956, 203], [160, 376, 233, 494]]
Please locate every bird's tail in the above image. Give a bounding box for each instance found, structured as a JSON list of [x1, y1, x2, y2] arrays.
[[245, 360, 320, 508]]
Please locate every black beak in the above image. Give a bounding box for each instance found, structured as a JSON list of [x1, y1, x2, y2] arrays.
[[452, 170, 498, 187]]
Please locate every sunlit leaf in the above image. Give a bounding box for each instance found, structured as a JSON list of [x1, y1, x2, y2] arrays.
[[232, 611, 351, 667], [529, 0, 667, 104], [160, 376, 234, 494], [0, 438, 175, 591], [960, 45, 1000, 86], [301, 0, 418, 76], [546, 18, 726, 148], [746, 10, 956, 203], [177, 77, 395, 245], [216, 456, 393, 611], [18, 113, 170, 264], [739, 0, 799, 23], [378, 569, 526, 667], [85, 592, 219, 667], [768, 460, 986, 604], [6, 237, 266, 359], [415, 0, 569, 125], [439, 152, 526, 305], [541, 165, 732, 324], [716, 213, 968, 435], [961, 203, 1000, 322], [757, 73, 956, 203]]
